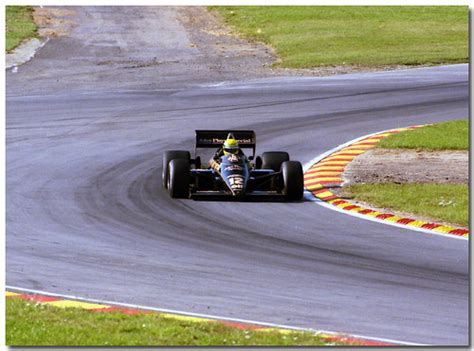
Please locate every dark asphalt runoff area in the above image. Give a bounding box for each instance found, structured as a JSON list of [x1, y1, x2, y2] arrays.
[[6, 7, 469, 346]]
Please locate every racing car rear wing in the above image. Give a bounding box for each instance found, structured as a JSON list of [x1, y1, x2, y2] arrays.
[[195, 130, 256, 156]]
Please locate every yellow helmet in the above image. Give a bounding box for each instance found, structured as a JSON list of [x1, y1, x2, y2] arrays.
[[223, 133, 239, 155]]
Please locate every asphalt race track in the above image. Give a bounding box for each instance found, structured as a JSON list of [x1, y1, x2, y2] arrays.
[[6, 7, 469, 346]]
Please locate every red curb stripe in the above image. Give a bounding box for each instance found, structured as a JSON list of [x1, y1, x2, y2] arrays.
[[343, 145, 376, 149], [358, 209, 375, 215], [320, 195, 339, 201], [305, 179, 343, 185], [312, 163, 349, 167], [306, 171, 343, 175], [91, 307, 150, 315], [304, 167, 344, 177], [310, 165, 346, 170], [421, 223, 441, 230], [396, 218, 416, 225], [311, 164, 346, 168], [304, 175, 342, 181], [323, 335, 393, 346], [367, 136, 387, 140], [312, 192, 337, 200], [322, 157, 354, 162], [331, 152, 364, 157], [321, 154, 356, 159], [448, 229, 469, 236], [331, 200, 347, 206], [303, 176, 321, 181], [342, 205, 359, 211], [16, 293, 60, 302], [376, 213, 395, 220], [312, 188, 330, 195], [337, 149, 368, 152]]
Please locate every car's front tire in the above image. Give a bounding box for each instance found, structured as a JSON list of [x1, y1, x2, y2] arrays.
[[162, 150, 190, 189], [281, 161, 304, 201], [261, 151, 289, 172], [168, 159, 190, 199]]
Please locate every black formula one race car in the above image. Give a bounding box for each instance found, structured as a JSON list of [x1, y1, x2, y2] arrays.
[[162, 130, 304, 201]]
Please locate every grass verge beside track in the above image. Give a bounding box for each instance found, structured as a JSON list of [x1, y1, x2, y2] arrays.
[[344, 120, 468, 227], [212, 6, 468, 68], [6, 6, 37, 52], [6, 298, 344, 346], [342, 183, 468, 227], [378, 120, 469, 150]]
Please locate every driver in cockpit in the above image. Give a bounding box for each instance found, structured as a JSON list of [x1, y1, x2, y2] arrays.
[[209, 133, 246, 172]]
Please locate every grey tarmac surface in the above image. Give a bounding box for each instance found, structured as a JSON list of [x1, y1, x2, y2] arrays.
[[6, 7, 469, 345]]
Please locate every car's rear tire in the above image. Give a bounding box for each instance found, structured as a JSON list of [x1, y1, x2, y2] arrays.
[[281, 161, 304, 201], [168, 159, 190, 199], [162, 150, 190, 189], [261, 152, 289, 172]]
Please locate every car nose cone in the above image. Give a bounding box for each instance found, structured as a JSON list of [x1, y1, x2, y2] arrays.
[[232, 188, 243, 196]]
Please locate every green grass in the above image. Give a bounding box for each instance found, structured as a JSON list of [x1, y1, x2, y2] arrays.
[[6, 6, 37, 52], [378, 120, 469, 150], [349, 121, 468, 226], [6, 298, 346, 346], [212, 6, 468, 68], [343, 183, 468, 226]]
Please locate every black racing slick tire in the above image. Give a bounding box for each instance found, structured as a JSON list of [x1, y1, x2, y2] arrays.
[[162, 150, 190, 189], [261, 152, 289, 172], [281, 161, 304, 201], [168, 159, 190, 199]]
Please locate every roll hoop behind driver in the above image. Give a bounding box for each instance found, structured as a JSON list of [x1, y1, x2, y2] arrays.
[[209, 133, 248, 172]]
